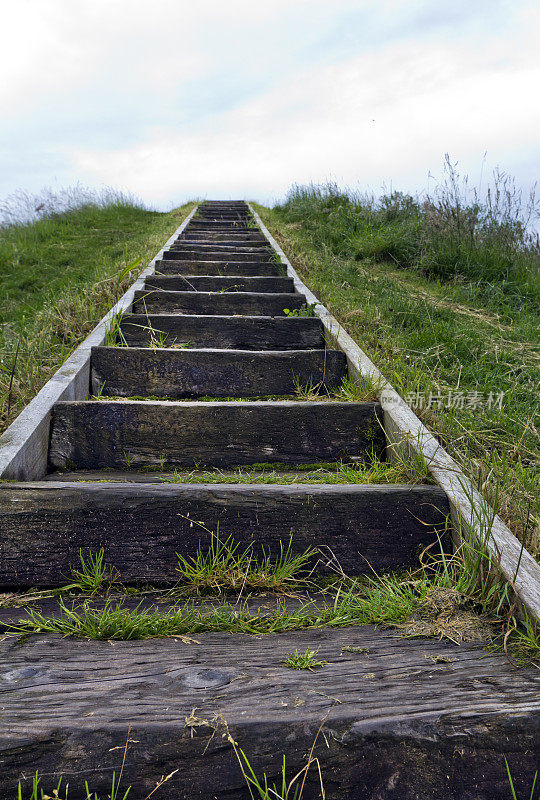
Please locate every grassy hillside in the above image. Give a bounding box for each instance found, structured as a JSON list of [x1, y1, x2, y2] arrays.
[[0, 194, 195, 433], [255, 170, 539, 557]]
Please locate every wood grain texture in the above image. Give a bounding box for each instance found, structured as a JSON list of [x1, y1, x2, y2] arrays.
[[0, 482, 449, 585], [132, 290, 305, 315], [118, 314, 325, 350], [186, 218, 250, 228], [163, 250, 275, 262], [91, 347, 346, 398], [154, 260, 281, 275], [196, 213, 250, 219], [0, 628, 538, 799], [174, 239, 269, 248], [178, 234, 267, 242], [48, 400, 385, 469], [144, 275, 294, 292], [169, 245, 272, 254]]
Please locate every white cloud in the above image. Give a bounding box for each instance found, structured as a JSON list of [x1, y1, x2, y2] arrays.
[[71, 9, 540, 204], [2, 0, 539, 204]]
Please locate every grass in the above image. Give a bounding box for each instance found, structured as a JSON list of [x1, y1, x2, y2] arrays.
[[155, 455, 430, 486], [505, 760, 538, 800], [60, 548, 117, 594], [282, 647, 327, 671], [253, 165, 539, 557], [283, 302, 318, 317], [17, 772, 131, 800], [5, 570, 531, 654], [50, 454, 428, 485], [230, 720, 327, 800], [0, 188, 195, 434], [175, 525, 317, 595]]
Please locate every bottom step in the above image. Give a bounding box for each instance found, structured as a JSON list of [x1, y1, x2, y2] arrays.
[[0, 627, 538, 799]]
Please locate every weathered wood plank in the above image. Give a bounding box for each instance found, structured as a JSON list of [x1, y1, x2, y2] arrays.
[[185, 219, 250, 230], [0, 628, 537, 799], [48, 400, 385, 469], [163, 249, 275, 262], [91, 347, 346, 398], [169, 244, 272, 253], [154, 260, 281, 275], [196, 213, 250, 219], [132, 290, 305, 315], [178, 234, 267, 242], [197, 210, 250, 215], [118, 314, 324, 350], [187, 219, 251, 226], [144, 275, 294, 292], [0, 483, 449, 585], [178, 240, 268, 248]]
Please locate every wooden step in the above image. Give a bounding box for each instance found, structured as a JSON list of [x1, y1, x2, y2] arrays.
[[48, 400, 384, 470], [0, 482, 448, 586], [185, 220, 252, 230], [178, 231, 265, 238], [197, 210, 250, 216], [178, 241, 267, 248], [118, 314, 324, 349], [1, 627, 537, 798], [163, 249, 275, 262], [132, 290, 304, 315], [197, 208, 251, 217], [190, 208, 250, 214], [170, 242, 272, 252], [144, 275, 295, 293], [196, 216, 251, 222], [177, 231, 265, 239], [172, 241, 271, 250], [91, 347, 346, 398], [201, 202, 247, 207], [187, 220, 251, 228], [154, 260, 281, 276], [177, 238, 268, 247]]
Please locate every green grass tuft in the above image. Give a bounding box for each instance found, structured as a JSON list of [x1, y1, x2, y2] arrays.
[[175, 527, 317, 594], [282, 647, 327, 671]]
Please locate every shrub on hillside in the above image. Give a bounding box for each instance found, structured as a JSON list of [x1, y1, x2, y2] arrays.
[[278, 158, 540, 306], [0, 184, 146, 228]]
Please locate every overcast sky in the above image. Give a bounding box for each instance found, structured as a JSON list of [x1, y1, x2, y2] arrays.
[[1, 0, 539, 208]]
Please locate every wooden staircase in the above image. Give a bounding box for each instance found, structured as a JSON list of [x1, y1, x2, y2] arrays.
[[0, 201, 538, 799]]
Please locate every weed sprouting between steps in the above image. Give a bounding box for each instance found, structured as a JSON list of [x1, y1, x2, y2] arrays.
[[175, 526, 317, 595], [282, 647, 327, 671], [3, 537, 539, 664]]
